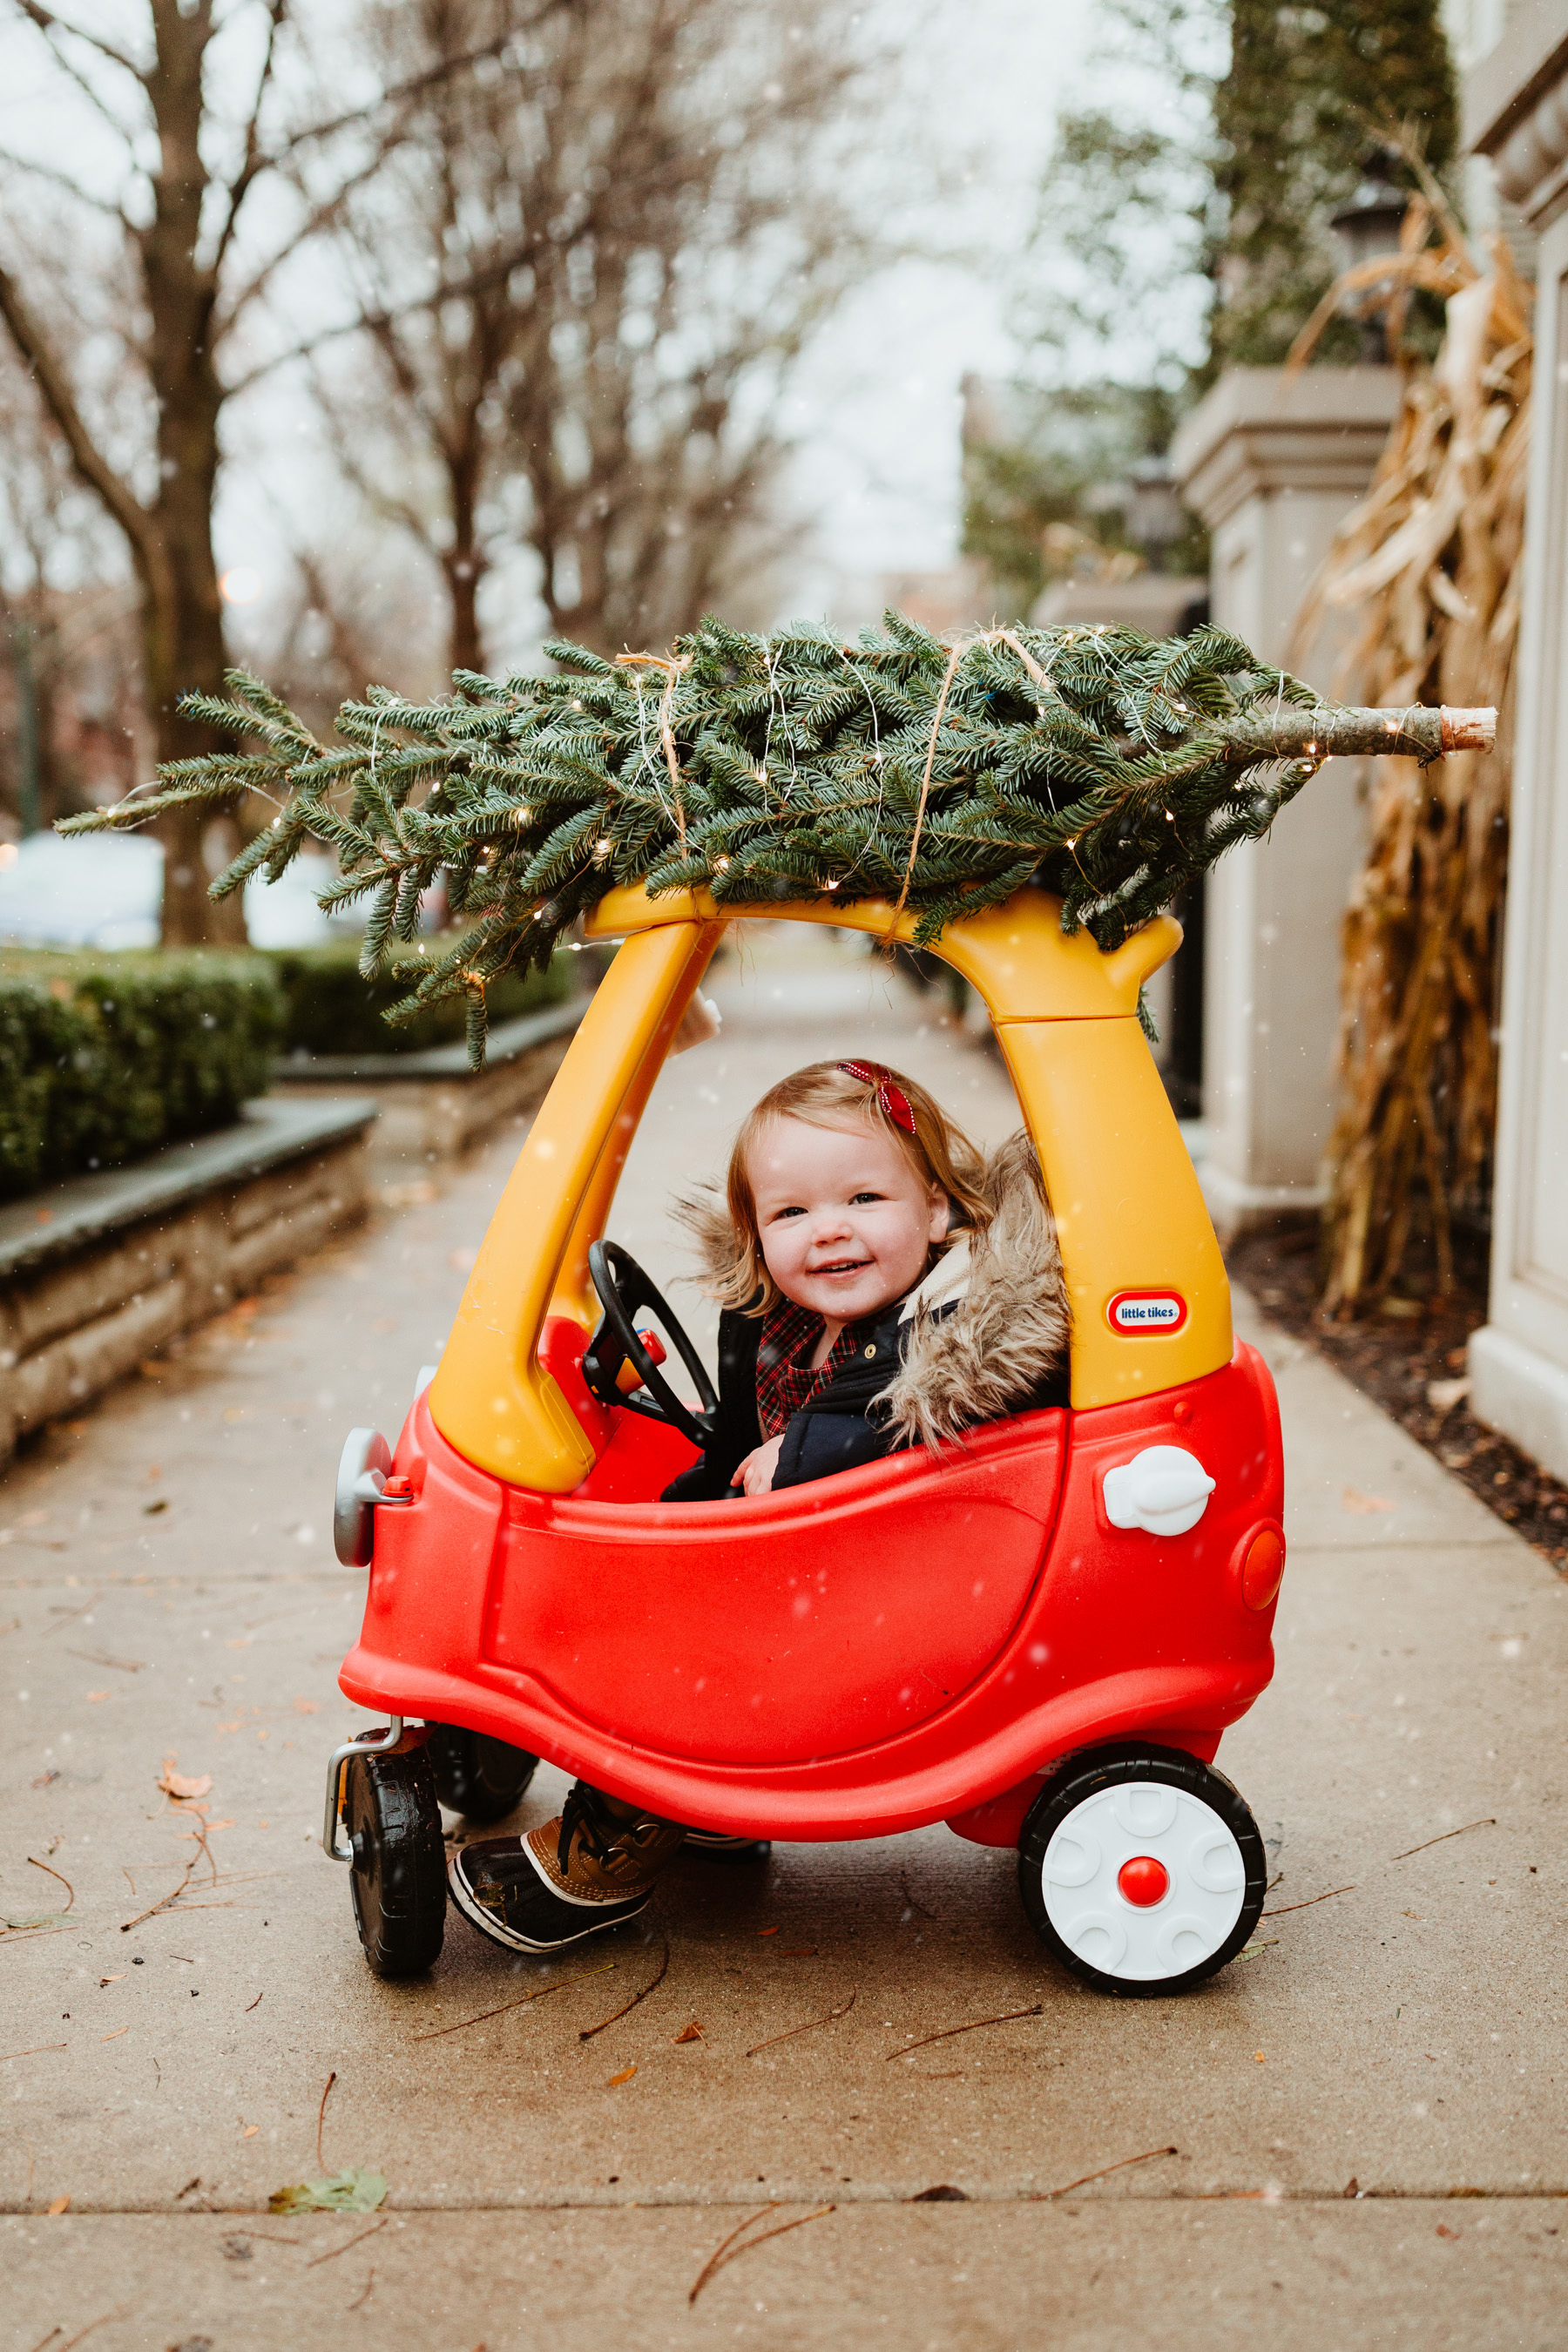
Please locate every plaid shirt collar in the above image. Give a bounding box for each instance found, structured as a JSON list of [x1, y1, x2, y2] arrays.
[[754, 1299, 864, 1438]]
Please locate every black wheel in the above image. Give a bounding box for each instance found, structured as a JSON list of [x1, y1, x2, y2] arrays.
[[425, 1724, 538, 1824], [344, 1728, 447, 1977], [1018, 1742, 1266, 1997]]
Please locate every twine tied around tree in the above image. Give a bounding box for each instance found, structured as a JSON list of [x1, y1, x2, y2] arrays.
[[616, 649, 692, 852], [887, 626, 1057, 937]]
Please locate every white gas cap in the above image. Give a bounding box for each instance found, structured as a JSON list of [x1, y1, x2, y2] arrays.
[[1103, 1444, 1215, 1537]]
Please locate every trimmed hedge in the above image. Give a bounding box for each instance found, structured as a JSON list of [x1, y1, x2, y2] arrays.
[[266, 940, 574, 1058], [0, 950, 282, 1203]]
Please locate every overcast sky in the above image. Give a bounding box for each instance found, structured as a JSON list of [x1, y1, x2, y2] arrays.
[[780, 0, 1092, 597]]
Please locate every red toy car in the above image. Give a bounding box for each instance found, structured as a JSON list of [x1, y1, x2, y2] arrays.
[[322, 885, 1285, 1996]]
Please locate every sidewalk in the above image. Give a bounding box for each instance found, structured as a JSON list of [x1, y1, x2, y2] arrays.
[[3, 930, 1565, 2350]]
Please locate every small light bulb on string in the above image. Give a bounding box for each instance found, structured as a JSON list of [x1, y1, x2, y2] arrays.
[[713, 855, 731, 871], [754, 767, 767, 785], [825, 878, 841, 891]]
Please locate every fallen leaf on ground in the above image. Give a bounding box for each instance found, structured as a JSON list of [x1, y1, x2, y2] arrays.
[[100, 2027, 128, 2042], [159, 1755, 213, 1802], [673, 2024, 704, 2044], [87, 1691, 110, 1703], [243, 2125, 260, 2139], [1342, 1487, 1394, 1515], [756, 1926, 780, 1937], [47, 2194, 70, 2214], [608, 2066, 636, 2086], [269, 2168, 388, 2215]]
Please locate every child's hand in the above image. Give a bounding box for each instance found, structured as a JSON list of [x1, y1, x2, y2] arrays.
[[736, 1435, 784, 1496]]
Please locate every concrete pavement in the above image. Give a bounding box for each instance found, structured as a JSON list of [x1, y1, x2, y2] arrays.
[[3, 928, 1565, 2350]]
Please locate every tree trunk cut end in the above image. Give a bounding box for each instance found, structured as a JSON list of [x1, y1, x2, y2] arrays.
[[1439, 706, 1497, 752]]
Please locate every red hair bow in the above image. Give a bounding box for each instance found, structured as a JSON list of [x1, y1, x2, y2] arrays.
[[838, 1059, 916, 1136]]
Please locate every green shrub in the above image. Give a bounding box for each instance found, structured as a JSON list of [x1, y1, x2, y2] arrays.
[[0, 950, 281, 1202], [266, 939, 574, 1058]]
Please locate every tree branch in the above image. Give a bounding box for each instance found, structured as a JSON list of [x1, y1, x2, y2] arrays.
[[216, 134, 430, 337], [0, 258, 156, 578], [10, 0, 146, 80], [6, 3, 142, 144], [254, 30, 529, 172], [0, 150, 132, 223], [206, 0, 289, 285], [222, 235, 545, 395]]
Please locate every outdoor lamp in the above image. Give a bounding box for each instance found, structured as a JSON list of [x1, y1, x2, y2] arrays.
[[1329, 162, 1409, 362], [1125, 456, 1185, 566]]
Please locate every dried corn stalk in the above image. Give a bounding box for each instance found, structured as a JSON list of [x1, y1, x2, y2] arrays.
[[1291, 203, 1531, 1313]]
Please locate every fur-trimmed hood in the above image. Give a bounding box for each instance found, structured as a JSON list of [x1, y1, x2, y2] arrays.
[[680, 1127, 1070, 1451], [880, 1127, 1068, 1450]]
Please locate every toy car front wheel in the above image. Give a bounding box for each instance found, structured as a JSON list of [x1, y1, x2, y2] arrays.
[[424, 1724, 538, 1824], [1018, 1742, 1265, 1997], [344, 1729, 446, 1977]]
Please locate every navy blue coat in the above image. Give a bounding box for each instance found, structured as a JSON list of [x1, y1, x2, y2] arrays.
[[659, 1296, 1067, 1502]]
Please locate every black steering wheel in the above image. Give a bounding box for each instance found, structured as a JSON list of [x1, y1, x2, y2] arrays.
[[582, 1239, 718, 1450]]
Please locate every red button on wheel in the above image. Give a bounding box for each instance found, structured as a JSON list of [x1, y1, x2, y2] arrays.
[[1118, 1855, 1168, 1907]]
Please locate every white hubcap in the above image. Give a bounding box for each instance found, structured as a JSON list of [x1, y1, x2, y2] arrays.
[[1038, 1780, 1247, 1981]]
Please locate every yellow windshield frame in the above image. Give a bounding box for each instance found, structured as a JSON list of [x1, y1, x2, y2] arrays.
[[427, 886, 1228, 1490]]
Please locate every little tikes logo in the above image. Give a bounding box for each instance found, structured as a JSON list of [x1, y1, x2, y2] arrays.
[[1107, 1290, 1188, 1335]]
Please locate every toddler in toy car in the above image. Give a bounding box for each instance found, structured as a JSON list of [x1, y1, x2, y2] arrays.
[[448, 1058, 1070, 1957]]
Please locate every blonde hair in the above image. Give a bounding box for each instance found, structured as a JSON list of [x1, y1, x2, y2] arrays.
[[689, 1060, 991, 1315]]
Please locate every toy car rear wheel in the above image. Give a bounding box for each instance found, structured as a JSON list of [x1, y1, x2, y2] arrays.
[[1018, 1742, 1265, 1997], [424, 1724, 538, 1824], [345, 1729, 446, 1977]]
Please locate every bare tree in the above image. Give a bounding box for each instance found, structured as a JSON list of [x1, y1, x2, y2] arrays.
[[0, 0, 534, 938], [312, 0, 885, 672]]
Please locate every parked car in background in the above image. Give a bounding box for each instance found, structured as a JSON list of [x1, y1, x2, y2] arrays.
[[0, 834, 353, 950]]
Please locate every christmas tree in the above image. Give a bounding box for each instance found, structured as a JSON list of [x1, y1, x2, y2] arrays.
[[61, 613, 1489, 1061]]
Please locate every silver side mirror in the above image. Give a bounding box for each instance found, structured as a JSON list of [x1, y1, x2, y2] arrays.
[[334, 1427, 392, 1567]]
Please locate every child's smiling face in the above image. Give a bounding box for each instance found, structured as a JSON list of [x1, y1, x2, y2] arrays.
[[747, 1112, 950, 1327]]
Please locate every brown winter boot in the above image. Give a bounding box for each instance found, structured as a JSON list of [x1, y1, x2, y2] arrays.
[[448, 1780, 683, 1953]]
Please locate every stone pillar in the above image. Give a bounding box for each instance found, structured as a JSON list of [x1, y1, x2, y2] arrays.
[[1171, 367, 1402, 1236], [1465, 16, 1568, 1481]]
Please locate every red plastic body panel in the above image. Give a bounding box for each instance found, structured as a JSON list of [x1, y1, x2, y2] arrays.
[[341, 1335, 1283, 1842]]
